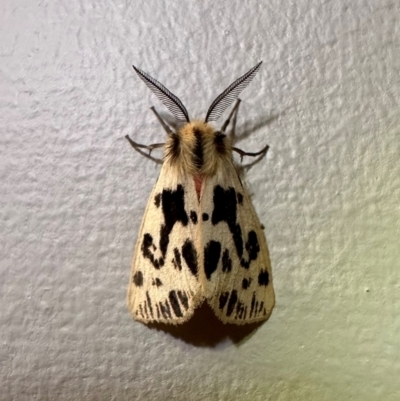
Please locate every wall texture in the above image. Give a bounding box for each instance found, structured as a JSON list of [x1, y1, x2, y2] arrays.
[[1, 0, 400, 400]]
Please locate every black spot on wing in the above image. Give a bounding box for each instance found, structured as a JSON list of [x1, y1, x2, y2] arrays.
[[222, 249, 232, 273], [242, 278, 251, 289], [182, 239, 198, 276], [226, 290, 238, 317], [204, 240, 221, 280], [212, 185, 243, 257], [152, 278, 162, 287], [246, 231, 260, 260], [219, 292, 229, 310], [237, 193, 243, 204], [164, 301, 172, 318], [133, 271, 143, 287], [142, 185, 189, 269], [141, 233, 164, 269], [236, 300, 245, 319], [146, 291, 154, 318], [159, 301, 172, 319], [154, 193, 161, 207], [177, 291, 189, 310], [173, 248, 182, 271], [202, 213, 209, 221], [258, 269, 269, 286], [212, 186, 237, 227], [211, 185, 260, 269], [138, 304, 144, 319], [159, 185, 189, 256], [159, 302, 168, 319], [190, 211, 198, 224], [169, 290, 183, 317], [250, 292, 256, 318]]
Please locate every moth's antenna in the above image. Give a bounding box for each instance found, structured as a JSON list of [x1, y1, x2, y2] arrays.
[[132, 65, 190, 123], [205, 61, 263, 123]]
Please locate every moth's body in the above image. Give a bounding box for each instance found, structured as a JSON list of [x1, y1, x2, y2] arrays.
[[165, 121, 232, 196], [127, 62, 275, 325]]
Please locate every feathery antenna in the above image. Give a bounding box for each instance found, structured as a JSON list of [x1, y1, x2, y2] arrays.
[[205, 61, 262, 122], [132, 65, 190, 123]]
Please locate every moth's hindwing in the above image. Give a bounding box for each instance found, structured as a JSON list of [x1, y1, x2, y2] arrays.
[[201, 162, 275, 324], [127, 165, 202, 324]]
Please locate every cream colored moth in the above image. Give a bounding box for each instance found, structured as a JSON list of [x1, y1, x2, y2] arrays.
[[126, 62, 275, 325]]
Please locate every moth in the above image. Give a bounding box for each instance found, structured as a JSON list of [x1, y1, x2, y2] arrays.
[[126, 61, 275, 325]]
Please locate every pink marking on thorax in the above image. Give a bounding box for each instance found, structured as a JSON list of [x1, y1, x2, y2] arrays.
[[193, 175, 204, 201]]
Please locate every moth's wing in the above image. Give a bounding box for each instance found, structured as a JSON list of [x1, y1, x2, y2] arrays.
[[127, 165, 203, 324], [201, 162, 275, 324]]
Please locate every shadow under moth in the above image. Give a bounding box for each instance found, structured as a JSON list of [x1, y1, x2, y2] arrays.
[[126, 61, 275, 325]]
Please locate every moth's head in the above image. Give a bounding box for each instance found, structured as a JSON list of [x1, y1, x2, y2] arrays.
[[164, 120, 230, 176], [132, 62, 263, 174]]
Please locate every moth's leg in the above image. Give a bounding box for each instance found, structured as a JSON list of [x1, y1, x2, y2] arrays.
[[125, 135, 165, 156], [221, 99, 241, 135], [150, 106, 173, 135], [232, 144, 269, 162]]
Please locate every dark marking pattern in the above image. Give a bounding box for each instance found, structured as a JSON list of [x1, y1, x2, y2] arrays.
[[219, 292, 229, 310], [169, 290, 183, 317], [202, 213, 209, 221], [141, 185, 188, 269], [141, 234, 163, 269], [133, 271, 143, 287], [173, 248, 182, 270], [245, 231, 260, 262], [146, 291, 154, 318], [214, 132, 226, 155], [212, 185, 260, 268], [193, 128, 204, 170], [226, 290, 238, 317], [250, 293, 256, 318], [190, 211, 198, 224], [152, 278, 162, 287], [222, 249, 232, 273], [159, 303, 168, 319], [160, 301, 172, 319], [258, 270, 269, 286], [182, 239, 198, 276], [204, 240, 221, 280], [217, 290, 266, 320], [177, 291, 189, 310], [236, 300, 246, 319], [154, 193, 161, 207], [237, 193, 243, 204], [166, 133, 180, 162], [242, 278, 250, 289], [159, 185, 188, 255]]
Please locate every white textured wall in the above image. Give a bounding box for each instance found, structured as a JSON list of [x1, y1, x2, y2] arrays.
[[1, 0, 400, 400]]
